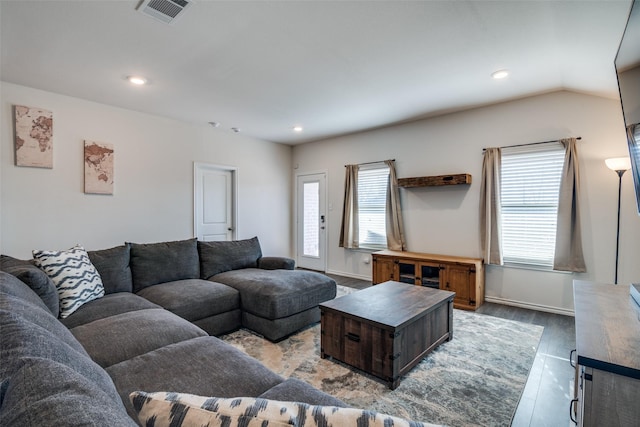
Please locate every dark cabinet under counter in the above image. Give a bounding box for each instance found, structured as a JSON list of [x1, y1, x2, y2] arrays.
[[572, 280, 640, 426]]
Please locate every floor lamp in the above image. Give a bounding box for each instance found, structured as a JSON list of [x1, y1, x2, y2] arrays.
[[605, 157, 631, 284]]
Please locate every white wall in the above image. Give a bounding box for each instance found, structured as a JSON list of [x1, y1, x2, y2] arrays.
[[292, 90, 640, 314], [1, 82, 293, 259]]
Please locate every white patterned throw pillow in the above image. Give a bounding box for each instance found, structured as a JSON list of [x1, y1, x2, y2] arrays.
[[33, 245, 105, 318], [129, 392, 440, 427]]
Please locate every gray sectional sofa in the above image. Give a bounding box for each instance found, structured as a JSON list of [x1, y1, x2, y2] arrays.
[[0, 237, 341, 425], [64, 236, 334, 341]]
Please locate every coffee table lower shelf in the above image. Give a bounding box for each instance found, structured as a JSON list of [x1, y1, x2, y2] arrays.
[[319, 281, 454, 389]]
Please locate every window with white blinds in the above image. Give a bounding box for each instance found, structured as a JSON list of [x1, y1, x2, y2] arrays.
[[357, 164, 390, 249], [501, 144, 565, 267]]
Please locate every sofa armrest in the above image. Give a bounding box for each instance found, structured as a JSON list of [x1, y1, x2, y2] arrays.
[[258, 257, 295, 270]]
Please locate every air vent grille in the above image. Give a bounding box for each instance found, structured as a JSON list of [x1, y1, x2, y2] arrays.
[[137, 0, 192, 24]]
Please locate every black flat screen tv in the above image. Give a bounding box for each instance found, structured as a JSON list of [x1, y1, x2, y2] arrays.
[[615, 0, 640, 215]]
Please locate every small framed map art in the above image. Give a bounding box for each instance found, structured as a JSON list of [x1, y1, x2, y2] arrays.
[[84, 140, 114, 195], [14, 105, 53, 168]]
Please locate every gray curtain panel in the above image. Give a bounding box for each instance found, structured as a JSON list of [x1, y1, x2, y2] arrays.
[[339, 164, 359, 249], [385, 160, 406, 251], [480, 147, 503, 265], [553, 138, 586, 272]]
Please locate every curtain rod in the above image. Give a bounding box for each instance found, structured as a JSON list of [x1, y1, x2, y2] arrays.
[[482, 137, 581, 152], [345, 159, 395, 167]]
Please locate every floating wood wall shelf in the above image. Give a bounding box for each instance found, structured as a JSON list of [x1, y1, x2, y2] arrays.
[[398, 173, 472, 187]]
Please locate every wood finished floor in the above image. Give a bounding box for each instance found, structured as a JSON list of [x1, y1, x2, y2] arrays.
[[327, 273, 576, 427]]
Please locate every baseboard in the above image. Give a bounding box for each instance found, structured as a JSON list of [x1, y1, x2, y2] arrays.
[[322, 273, 575, 316], [325, 269, 371, 282], [485, 296, 575, 317]]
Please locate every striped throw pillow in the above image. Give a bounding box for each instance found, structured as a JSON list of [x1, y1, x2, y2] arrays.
[[33, 245, 105, 318]]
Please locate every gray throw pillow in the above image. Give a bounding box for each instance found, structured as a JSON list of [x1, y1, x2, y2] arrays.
[[198, 237, 262, 280], [1, 254, 32, 270], [0, 255, 59, 317], [88, 245, 133, 294], [128, 238, 199, 292]]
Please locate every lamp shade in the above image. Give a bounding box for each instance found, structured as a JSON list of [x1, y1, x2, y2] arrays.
[[605, 157, 631, 172]]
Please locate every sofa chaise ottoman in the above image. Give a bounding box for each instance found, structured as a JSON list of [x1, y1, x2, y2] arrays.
[[198, 238, 337, 341]]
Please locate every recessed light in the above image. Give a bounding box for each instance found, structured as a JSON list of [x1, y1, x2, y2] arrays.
[[491, 70, 509, 80], [293, 126, 304, 133], [208, 122, 220, 128], [127, 75, 147, 85], [231, 127, 241, 133]]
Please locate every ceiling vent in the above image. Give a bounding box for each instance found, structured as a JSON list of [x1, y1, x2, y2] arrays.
[[137, 0, 192, 25]]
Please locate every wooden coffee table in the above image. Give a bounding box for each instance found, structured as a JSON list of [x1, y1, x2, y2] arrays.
[[320, 281, 455, 390], [320, 280, 454, 389]]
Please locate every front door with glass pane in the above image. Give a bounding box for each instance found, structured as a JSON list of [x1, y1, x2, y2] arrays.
[[296, 173, 326, 271]]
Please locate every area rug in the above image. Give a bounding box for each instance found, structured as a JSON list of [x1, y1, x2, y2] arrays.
[[221, 286, 543, 427]]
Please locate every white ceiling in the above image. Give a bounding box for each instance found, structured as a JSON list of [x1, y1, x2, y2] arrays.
[[0, 0, 633, 144]]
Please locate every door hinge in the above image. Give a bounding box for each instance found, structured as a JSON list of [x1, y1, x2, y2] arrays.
[[389, 353, 401, 361]]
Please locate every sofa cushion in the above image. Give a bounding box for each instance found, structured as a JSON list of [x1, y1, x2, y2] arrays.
[[192, 309, 242, 337], [88, 244, 133, 294], [60, 293, 160, 329], [106, 336, 284, 419], [129, 238, 199, 291], [135, 279, 240, 322], [0, 358, 137, 427], [212, 269, 337, 319], [0, 292, 87, 358], [32, 245, 105, 318], [0, 308, 116, 395], [0, 271, 55, 316], [198, 237, 262, 279], [258, 378, 347, 407], [129, 393, 436, 427], [0, 257, 59, 317], [70, 308, 207, 368]]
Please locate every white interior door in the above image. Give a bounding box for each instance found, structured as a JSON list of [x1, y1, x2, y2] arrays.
[[296, 172, 326, 271], [194, 163, 236, 241]]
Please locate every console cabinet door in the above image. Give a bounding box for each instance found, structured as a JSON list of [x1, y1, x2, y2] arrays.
[[443, 264, 476, 309], [397, 259, 443, 288], [372, 256, 397, 284], [417, 262, 444, 289]]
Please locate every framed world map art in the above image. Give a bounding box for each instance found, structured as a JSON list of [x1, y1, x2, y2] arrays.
[[14, 105, 53, 168], [84, 140, 114, 195]]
